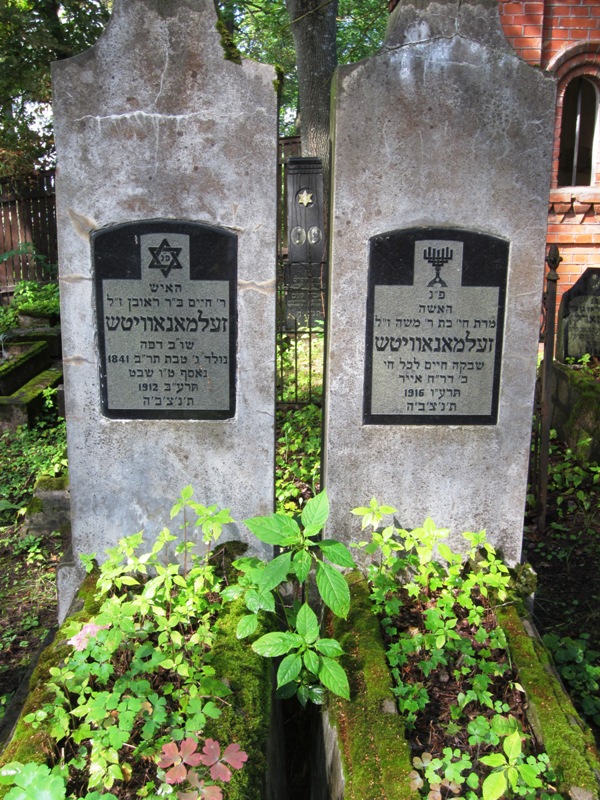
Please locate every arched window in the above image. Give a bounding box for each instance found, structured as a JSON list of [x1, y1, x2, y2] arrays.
[[558, 76, 598, 187]]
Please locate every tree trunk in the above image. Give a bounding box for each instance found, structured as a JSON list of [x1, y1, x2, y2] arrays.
[[285, 0, 338, 192]]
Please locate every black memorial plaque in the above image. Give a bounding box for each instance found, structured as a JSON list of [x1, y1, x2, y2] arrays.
[[93, 220, 237, 420], [364, 228, 508, 425]]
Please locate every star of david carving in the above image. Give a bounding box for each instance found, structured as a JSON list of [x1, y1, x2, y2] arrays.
[[297, 189, 313, 207], [147, 238, 183, 278]]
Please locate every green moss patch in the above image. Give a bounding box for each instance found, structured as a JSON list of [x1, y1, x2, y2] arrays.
[[328, 572, 417, 800], [206, 598, 275, 800], [497, 605, 600, 798], [0, 570, 99, 789]]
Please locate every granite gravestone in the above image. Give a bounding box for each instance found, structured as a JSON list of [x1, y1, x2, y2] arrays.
[[52, 0, 277, 620], [323, 0, 555, 564], [556, 269, 600, 362]]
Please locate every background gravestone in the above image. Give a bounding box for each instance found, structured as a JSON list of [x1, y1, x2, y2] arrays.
[[323, 0, 556, 564], [52, 0, 277, 619], [556, 268, 600, 362]]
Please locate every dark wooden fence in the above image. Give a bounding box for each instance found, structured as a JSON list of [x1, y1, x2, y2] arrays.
[[0, 171, 57, 295]]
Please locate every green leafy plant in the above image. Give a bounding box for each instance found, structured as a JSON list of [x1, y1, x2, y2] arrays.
[[0, 417, 67, 525], [354, 500, 564, 799], [0, 761, 116, 800], [275, 403, 321, 515], [11, 280, 60, 319], [224, 489, 353, 705], [479, 729, 561, 800], [543, 633, 600, 727], [22, 488, 248, 798]]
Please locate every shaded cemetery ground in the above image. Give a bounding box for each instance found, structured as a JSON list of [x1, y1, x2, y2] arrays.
[[0, 415, 599, 750]]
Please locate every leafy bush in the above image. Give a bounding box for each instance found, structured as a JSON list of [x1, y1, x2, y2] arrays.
[[353, 501, 564, 800], [11, 281, 60, 319], [20, 488, 248, 799], [543, 633, 600, 727], [0, 413, 67, 525]]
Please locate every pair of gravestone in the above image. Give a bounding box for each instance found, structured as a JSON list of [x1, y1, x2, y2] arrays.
[[53, 0, 555, 620]]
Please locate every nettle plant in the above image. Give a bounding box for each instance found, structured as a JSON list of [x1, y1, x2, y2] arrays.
[[352, 500, 564, 800], [223, 489, 353, 706], [13, 487, 247, 800]]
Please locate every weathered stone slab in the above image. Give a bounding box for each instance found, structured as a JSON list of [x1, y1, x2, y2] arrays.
[[323, 0, 556, 563], [556, 268, 600, 362], [52, 0, 277, 617]]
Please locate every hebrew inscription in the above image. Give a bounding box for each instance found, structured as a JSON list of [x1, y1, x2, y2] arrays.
[[94, 221, 237, 420], [364, 229, 508, 425]]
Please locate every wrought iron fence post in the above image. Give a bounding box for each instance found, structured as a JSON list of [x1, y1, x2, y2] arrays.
[[536, 245, 561, 531]]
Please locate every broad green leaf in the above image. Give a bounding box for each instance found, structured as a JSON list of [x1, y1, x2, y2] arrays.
[[490, 714, 518, 736], [244, 514, 301, 545], [258, 551, 292, 592], [316, 562, 350, 618], [506, 765, 519, 791], [221, 584, 244, 602], [252, 631, 302, 657], [296, 603, 320, 643], [297, 684, 309, 707], [479, 753, 507, 768], [303, 649, 320, 675], [503, 729, 522, 762], [307, 684, 326, 705], [437, 542, 454, 563], [481, 770, 507, 800], [318, 540, 356, 568], [315, 638, 344, 658], [318, 656, 350, 700], [304, 522, 325, 539], [467, 772, 479, 790], [301, 490, 329, 531], [292, 550, 312, 583], [245, 588, 275, 614], [277, 653, 302, 687], [118, 576, 139, 586], [276, 681, 298, 700], [236, 614, 259, 639], [517, 763, 542, 787]]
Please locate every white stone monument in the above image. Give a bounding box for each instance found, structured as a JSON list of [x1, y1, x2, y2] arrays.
[[52, 0, 277, 619], [323, 0, 556, 563]]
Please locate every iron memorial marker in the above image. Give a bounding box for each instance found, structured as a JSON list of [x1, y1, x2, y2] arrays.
[[94, 220, 236, 419], [364, 229, 508, 425]]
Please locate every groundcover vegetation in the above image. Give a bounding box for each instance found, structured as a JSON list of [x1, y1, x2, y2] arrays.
[[1, 483, 595, 800], [0, 334, 599, 798]]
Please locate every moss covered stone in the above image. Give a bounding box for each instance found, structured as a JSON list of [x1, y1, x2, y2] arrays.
[[205, 597, 275, 800], [328, 572, 417, 800], [0, 570, 100, 795], [497, 605, 600, 798], [33, 475, 69, 493], [551, 362, 600, 462]]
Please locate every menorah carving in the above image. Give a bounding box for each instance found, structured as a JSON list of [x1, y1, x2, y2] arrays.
[[424, 246, 453, 287]]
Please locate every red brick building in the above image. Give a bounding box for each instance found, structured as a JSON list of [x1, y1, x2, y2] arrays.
[[389, 0, 600, 312]]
